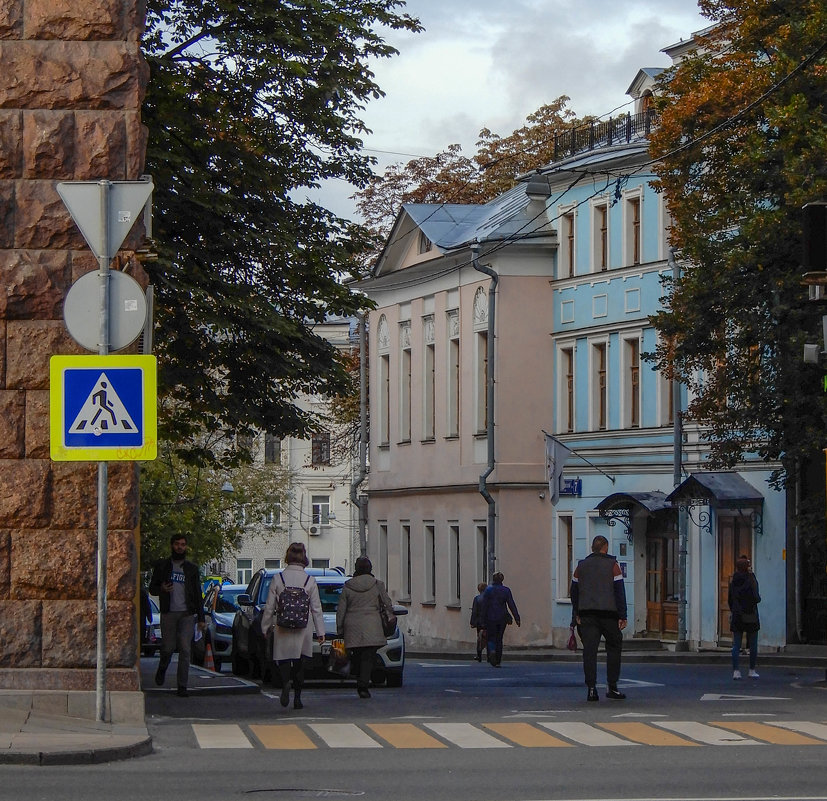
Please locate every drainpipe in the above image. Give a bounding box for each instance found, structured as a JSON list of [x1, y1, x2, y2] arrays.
[[670, 247, 689, 651], [350, 311, 368, 557], [471, 242, 498, 580]]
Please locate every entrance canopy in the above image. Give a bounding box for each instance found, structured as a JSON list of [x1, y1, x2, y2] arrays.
[[666, 472, 763, 509], [596, 491, 671, 541]]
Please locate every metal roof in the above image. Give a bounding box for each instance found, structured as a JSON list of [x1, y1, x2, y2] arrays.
[[596, 491, 671, 515], [666, 472, 764, 508]]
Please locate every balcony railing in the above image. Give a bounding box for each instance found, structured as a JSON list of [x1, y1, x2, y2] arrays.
[[552, 109, 659, 163]]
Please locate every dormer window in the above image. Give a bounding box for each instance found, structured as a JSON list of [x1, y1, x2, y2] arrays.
[[418, 231, 433, 254]]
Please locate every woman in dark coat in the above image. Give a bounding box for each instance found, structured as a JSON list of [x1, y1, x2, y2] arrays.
[[480, 572, 520, 667], [469, 582, 488, 662], [728, 555, 761, 680], [336, 556, 394, 698]]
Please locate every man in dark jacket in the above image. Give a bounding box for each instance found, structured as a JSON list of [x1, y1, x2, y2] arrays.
[[480, 572, 520, 667], [570, 535, 627, 702], [149, 534, 205, 696]]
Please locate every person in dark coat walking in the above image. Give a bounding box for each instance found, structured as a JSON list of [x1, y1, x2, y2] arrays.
[[469, 582, 488, 661], [149, 534, 206, 697], [336, 556, 394, 698], [728, 554, 761, 679], [480, 572, 520, 667], [570, 535, 627, 702]]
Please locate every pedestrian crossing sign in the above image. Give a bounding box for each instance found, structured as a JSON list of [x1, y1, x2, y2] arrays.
[[50, 355, 157, 461]]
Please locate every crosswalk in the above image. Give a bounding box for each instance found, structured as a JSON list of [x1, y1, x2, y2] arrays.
[[191, 720, 827, 750]]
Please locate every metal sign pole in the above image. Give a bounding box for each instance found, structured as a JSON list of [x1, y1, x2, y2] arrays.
[[96, 181, 110, 722]]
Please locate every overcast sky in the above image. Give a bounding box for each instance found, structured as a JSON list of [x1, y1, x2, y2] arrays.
[[308, 0, 710, 219]]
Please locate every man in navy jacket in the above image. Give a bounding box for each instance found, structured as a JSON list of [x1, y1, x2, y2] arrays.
[[570, 535, 627, 702]]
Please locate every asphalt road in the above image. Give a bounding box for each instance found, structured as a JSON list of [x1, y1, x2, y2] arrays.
[[3, 658, 827, 801]]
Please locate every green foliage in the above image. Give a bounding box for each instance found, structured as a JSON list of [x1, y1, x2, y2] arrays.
[[140, 0, 419, 465], [648, 0, 827, 483], [140, 433, 290, 570]]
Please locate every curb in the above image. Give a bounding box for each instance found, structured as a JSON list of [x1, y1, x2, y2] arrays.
[[0, 736, 153, 766]]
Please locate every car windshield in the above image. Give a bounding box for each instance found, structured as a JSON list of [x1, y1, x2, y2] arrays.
[[215, 589, 244, 614], [260, 574, 343, 612]]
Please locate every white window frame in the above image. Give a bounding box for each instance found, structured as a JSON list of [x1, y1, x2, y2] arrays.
[[311, 494, 330, 526], [446, 310, 460, 437], [556, 341, 576, 434], [592, 198, 610, 272], [559, 205, 576, 278], [423, 315, 435, 441], [556, 513, 574, 600], [400, 522, 411, 600], [399, 322, 412, 442], [624, 191, 643, 267], [424, 523, 436, 603], [621, 332, 642, 429], [378, 523, 389, 585], [236, 558, 253, 585], [475, 523, 488, 585], [449, 523, 460, 605], [589, 337, 609, 431]]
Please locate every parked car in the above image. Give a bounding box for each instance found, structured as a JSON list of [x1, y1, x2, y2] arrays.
[[232, 568, 407, 687], [141, 596, 162, 657], [203, 582, 247, 672]]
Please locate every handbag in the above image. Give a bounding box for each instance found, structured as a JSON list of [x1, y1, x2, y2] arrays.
[[567, 625, 577, 651], [327, 638, 351, 677], [380, 604, 398, 637]]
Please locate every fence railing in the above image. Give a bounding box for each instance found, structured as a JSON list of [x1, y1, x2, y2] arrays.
[[552, 109, 659, 162]]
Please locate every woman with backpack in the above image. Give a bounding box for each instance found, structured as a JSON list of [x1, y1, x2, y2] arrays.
[[336, 556, 394, 698], [728, 554, 761, 680], [261, 542, 325, 709]]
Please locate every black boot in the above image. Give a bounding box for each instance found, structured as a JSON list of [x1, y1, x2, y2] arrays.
[[293, 684, 303, 710], [278, 662, 291, 707]]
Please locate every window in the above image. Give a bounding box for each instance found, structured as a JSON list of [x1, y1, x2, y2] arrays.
[[264, 433, 281, 464], [418, 230, 433, 254], [557, 515, 574, 599], [401, 523, 411, 598], [236, 558, 252, 585], [237, 503, 250, 526], [562, 211, 575, 277], [311, 558, 330, 569], [311, 432, 331, 466], [311, 495, 330, 525], [262, 502, 281, 526], [476, 524, 488, 585], [447, 312, 460, 437], [379, 353, 390, 445], [626, 196, 641, 266], [264, 558, 281, 570], [594, 203, 609, 271], [624, 337, 641, 428], [424, 524, 435, 602], [422, 340, 435, 440], [449, 524, 461, 605], [400, 330, 411, 442], [592, 342, 608, 431], [475, 331, 488, 433], [379, 523, 388, 584], [559, 346, 575, 433]]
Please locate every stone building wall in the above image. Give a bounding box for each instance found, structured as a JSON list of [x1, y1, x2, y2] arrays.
[[0, 0, 149, 690]]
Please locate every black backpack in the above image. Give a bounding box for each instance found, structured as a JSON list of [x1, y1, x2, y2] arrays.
[[275, 573, 311, 629]]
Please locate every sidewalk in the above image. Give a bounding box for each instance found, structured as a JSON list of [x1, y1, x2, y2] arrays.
[[1, 645, 824, 765]]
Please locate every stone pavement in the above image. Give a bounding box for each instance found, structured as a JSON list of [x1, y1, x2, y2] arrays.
[[0, 645, 824, 765]]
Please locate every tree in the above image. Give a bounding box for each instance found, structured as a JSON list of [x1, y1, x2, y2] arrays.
[[354, 96, 583, 243], [140, 0, 420, 466], [648, 0, 827, 483], [140, 430, 291, 571]]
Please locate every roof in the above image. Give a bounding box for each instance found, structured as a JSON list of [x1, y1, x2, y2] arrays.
[[596, 491, 671, 516], [666, 472, 764, 508]]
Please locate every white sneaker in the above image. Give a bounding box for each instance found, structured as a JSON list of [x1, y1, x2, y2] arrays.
[[748, 669, 759, 678], [733, 670, 742, 680]]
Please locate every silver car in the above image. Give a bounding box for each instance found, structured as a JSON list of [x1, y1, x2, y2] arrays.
[[204, 583, 248, 672]]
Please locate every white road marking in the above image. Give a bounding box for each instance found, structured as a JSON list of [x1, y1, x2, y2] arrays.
[[540, 722, 639, 746], [701, 693, 790, 701], [424, 722, 512, 748], [192, 723, 253, 749], [770, 721, 827, 741], [309, 723, 382, 748], [653, 721, 761, 745]]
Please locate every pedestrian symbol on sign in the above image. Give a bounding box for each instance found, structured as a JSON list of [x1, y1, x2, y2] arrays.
[[68, 372, 138, 436]]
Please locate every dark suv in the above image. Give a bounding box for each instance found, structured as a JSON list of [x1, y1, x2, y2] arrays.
[[231, 568, 407, 687]]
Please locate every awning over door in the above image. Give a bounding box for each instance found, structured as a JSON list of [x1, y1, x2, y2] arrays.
[[595, 491, 672, 541], [666, 472, 764, 535]]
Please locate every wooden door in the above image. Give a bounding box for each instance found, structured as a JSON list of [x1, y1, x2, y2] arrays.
[[717, 515, 753, 640], [645, 536, 679, 637]]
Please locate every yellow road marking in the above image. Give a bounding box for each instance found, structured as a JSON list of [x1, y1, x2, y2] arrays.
[[367, 723, 448, 748], [250, 724, 317, 749], [483, 723, 573, 747], [710, 721, 827, 745], [598, 722, 701, 746]]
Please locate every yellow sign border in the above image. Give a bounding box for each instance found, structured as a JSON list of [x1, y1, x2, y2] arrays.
[[50, 355, 157, 461]]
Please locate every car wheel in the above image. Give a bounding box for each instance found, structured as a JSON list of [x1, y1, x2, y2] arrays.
[[385, 671, 403, 688]]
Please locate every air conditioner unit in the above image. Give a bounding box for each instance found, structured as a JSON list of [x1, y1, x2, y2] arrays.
[[309, 526, 319, 535]]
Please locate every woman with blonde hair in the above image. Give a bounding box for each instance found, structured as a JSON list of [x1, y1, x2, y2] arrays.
[[261, 542, 325, 709]]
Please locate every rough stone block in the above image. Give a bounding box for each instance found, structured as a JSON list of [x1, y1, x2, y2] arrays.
[[0, 460, 49, 528], [25, 390, 49, 459], [0, 391, 25, 458], [25, 0, 123, 41], [69, 250, 97, 281], [13, 179, 82, 250], [124, 110, 147, 178], [0, 180, 14, 247], [0, 41, 148, 111], [0, 600, 42, 667], [0, 112, 22, 177], [0, 249, 71, 320], [22, 110, 75, 179], [106, 529, 137, 601], [49, 463, 97, 530], [11, 528, 94, 600], [74, 111, 126, 179], [6, 320, 82, 389], [0, 321, 5, 387], [0, 531, 9, 598], [108, 462, 139, 530], [0, 0, 23, 39]]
